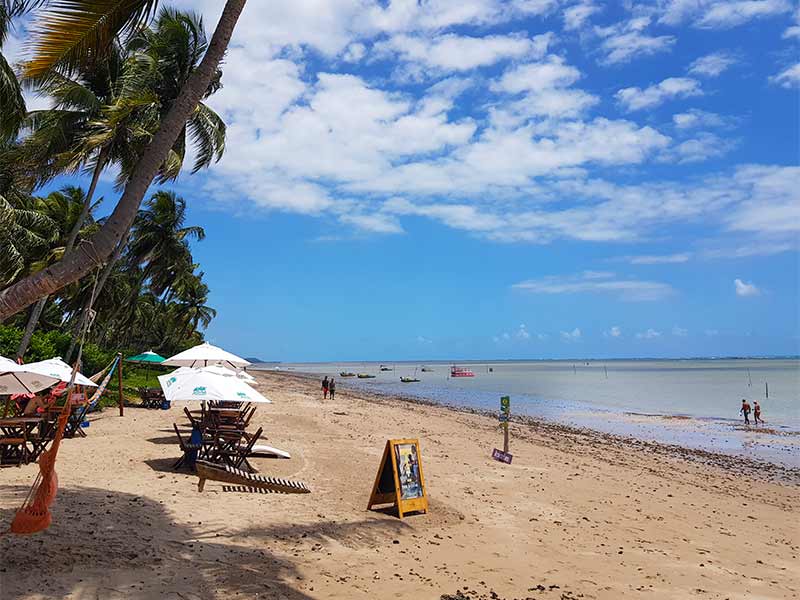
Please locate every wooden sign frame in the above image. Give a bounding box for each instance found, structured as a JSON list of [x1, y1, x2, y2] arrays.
[[367, 439, 428, 519]]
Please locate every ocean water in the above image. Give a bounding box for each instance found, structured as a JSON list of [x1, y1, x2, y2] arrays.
[[267, 359, 800, 467]]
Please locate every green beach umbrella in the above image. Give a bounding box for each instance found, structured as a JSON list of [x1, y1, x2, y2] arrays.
[[126, 351, 166, 386], [126, 351, 166, 364]]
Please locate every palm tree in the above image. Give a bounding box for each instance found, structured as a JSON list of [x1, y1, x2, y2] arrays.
[[17, 6, 226, 354], [13, 185, 96, 358], [0, 195, 57, 286], [174, 273, 215, 341], [0, 1, 45, 140], [0, 0, 246, 320]]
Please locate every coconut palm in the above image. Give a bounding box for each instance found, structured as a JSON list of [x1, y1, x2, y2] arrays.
[[0, 0, 246, 319], [0, 195, 57, 286], [17, 7, 227, 356]]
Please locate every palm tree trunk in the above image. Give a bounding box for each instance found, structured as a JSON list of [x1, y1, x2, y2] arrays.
[[0, 0, 247, 322], [66, 225, 132, 363], [64, 148, 109, 255], [16, 149, 111, 358], [15, 297, 47, 360]]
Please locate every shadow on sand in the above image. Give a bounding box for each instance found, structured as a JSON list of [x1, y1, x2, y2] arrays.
[[0, 485, 316, 599]]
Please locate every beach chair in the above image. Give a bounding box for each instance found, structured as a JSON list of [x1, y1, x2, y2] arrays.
[[195, 460, 310, 494], [173, 424, 202, 470], [215, 426, 262, 471]]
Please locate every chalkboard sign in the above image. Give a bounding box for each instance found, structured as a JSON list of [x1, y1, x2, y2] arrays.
[[367, 439, 428, 519]]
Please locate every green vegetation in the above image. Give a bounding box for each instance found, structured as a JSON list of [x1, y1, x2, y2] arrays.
[[0, 4, 229, 364]]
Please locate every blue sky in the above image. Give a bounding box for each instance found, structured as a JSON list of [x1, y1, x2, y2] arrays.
[[11, 0, 800, 361]]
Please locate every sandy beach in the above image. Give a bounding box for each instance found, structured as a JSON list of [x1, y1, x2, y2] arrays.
[[0, 370, 798, 600]]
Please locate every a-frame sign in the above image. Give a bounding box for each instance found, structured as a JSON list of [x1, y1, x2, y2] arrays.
[[367, 439, 428, 519]]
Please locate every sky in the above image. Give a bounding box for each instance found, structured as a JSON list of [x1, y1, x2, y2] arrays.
[[8, 0, 800, 361]]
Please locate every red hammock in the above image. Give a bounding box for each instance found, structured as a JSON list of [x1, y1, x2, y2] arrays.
[[8, 390, 72, 534]]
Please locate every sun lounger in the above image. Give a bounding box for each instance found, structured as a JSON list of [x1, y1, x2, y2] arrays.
[[249, 444, 291, 459], [195, 460, 310, 494]]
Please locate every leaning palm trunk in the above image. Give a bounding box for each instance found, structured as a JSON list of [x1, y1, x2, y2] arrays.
[[65, 225, 132, 362], [16, 152, 109, 358], [0, 0, 246, 321]]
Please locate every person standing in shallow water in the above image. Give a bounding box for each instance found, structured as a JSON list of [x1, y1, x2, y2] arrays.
[[322, 376, 329, 400], [329, 377, 336, 401], [740, 399, 751, 425], [753, 400, 762, 425]]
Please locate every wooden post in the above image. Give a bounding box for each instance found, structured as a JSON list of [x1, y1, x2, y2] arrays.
[[117, 353, 124, 416], [503, 421, 509, 454]]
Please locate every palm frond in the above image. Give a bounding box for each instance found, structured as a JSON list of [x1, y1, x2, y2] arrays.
[[0, 52, 25, 140], [23, 0, 159, 80], [186, 101, 225, 172]]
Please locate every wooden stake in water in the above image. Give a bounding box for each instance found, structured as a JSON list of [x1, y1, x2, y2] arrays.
[[604, 365, 608, 379], [747, 368, 752, 387], [766, 381, 769, 399]]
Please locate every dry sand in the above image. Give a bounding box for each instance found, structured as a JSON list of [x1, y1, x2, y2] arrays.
[[0, 370, 798, 600]]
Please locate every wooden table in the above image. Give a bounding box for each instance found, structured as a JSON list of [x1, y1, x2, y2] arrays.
[[0, 416, 45, 465]]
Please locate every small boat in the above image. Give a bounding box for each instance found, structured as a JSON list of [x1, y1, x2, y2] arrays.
[[450, 366, 474, 378], [420, 366, 434, 372], [379, 365, 393, 371], [339, 371, 356, 377], [357, 373, 376, 379], [400, 377, 420, 383]]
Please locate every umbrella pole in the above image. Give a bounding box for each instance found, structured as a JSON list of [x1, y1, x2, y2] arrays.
[[118, 354, 124, 417]]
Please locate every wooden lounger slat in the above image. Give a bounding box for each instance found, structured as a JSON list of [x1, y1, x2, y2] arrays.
[[195, 460, 310, 494]]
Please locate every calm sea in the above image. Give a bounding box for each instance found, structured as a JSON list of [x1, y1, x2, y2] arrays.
[[264, 359, 800, 467]]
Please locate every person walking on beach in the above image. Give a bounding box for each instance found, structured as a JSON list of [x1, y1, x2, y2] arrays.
[[329, 377, 336, 401], [753, 400, 762, 425], [322, 376, 329, 400], [740, 399, 751, 425]]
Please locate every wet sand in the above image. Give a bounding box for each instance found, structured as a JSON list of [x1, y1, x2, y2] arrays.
[[0, 370, 798, 599]]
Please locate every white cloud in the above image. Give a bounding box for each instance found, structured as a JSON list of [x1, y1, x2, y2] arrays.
[[616, 77, 703, 111], [672, 326, 689, 336], [673, 109, 726, 129], [705, 329, 719, 336], [688, 51, 738, 77], [664, 132, 736, 163], [696, 0, 791, 28], [342, 42, 367, 62], [512, 271, 675, 301], [769, 63, 800, 88], [636, 328, 662, 339], [516, 324, 531, 340], [537, 332, 550, 340], [784, 7, 800, 37], [626, 253, 692, 264], [658, 0, 791, 28], [416, 335, 433, 344], [595, 17, 676, 65], [490, 55, 598, 120], [563, 1, 600, 30], [734, 278, 761, 296], [561, 328, 582, 341], [605, 326, 622, 337], [377, 32, 550, 73], [339, 212, 404, 234]]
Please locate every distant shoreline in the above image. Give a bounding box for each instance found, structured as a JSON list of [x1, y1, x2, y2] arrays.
[[265, 369, 800, 486]]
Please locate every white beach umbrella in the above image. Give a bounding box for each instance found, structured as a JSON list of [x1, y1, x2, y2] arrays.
[[163, 342, 251, 369], [0, 356, 61, 395], [158, 369, 270, 403], [24, 357, 97, 387], [198, 364, 257, 383]]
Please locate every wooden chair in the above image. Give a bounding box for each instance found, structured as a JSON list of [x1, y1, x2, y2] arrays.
[[173, 423, 202, 470]]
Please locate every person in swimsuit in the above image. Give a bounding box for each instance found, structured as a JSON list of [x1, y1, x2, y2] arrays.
[[740, 399, 751, 425], [329, 377, 336, 401], [321, 376, 329, 400], [753, 401, 762, 425]]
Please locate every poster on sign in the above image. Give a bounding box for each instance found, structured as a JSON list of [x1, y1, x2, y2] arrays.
[[367, 439, 428, 519]]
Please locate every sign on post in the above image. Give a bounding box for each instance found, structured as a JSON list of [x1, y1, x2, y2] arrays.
[[367, 439, 428, 519], [492, 396, 513, 464]]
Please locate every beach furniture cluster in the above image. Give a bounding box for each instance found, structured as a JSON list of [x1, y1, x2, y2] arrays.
[[0, 355, 119, 466]]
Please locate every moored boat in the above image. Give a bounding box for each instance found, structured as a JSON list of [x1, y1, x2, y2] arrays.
[[379, 365, 393, 371], [357, 373, 376, 379], [420, 366, 433, 372], [400, 377, 420, 383], [340, 371, 356, 377], [450, 365, 474, 378]]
